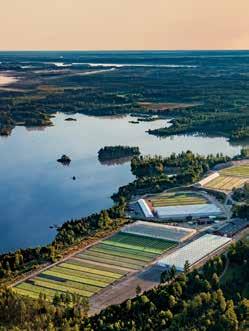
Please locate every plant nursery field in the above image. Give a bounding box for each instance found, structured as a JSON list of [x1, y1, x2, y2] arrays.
[[220, 164, 249, 177], [148, 192, 207, 207], [204, 175, 248, 192], [13, 232, 175, 302]]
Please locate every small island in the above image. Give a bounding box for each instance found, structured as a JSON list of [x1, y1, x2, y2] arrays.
[[65, 117, 77, 121], [57, 154, 71, 165], [98, 145, 140, 161]]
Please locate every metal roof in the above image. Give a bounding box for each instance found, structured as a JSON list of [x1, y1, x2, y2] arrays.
[[157, 234, 231, 271], [138, 199, 154, 218], [121, 221, 196, 242], [155, 203, 223, 219]]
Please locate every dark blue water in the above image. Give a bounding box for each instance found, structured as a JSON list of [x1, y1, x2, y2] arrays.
[[0, 113, 246, 253]]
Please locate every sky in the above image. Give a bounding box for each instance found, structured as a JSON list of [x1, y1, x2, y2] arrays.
[[1, 0, 249, 50]]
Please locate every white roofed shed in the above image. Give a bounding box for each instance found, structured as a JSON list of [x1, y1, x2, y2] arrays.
[[138, 199, 154, 218]]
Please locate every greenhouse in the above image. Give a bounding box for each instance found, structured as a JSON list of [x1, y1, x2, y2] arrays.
[[121, 221, 196, 243], [157, 234, 231, 271]]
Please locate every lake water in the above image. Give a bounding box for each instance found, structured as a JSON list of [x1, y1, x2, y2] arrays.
[[0, 113, 247, 253]]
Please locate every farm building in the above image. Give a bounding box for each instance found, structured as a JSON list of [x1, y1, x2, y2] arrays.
[[138, 199, 154, 218], [157, 234, 231, 271], [155, 203, 223, 220], [121, 221, 197, 243], [214, 218, 249, 237]]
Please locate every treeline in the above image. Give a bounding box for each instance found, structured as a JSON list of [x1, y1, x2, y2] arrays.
[[149, 112, 249, 140], [54, 201, 126, 246], [1, 240, 248, 330], [98, 146, 140, 161], [131, 151, 230, 179], [0, 246, 57, 283]]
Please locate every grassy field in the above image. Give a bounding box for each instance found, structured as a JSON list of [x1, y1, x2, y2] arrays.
[[148, 192, 207, 207], [204, 175, 248, 191], [14, 232, 176, 302], [220, 164, 249, 177]]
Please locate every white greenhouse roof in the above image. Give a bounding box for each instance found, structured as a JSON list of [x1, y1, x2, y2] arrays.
[[155, 203, 222, 219], [138, 199, 154, 218], [121, 221, 196, 242], [157, 234, 231, 271]]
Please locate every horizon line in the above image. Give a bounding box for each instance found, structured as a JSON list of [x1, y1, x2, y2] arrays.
[[0, 49, 249, 53]]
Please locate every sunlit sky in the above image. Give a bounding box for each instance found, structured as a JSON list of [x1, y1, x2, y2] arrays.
[[1, 0, 249, 50]]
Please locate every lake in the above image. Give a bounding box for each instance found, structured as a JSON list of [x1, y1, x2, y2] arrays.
[[0, 113, 247, 253]]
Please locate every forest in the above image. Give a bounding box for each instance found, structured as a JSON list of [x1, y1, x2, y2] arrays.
[[0, 237, 248, 330], [2, 51, 249, 140]]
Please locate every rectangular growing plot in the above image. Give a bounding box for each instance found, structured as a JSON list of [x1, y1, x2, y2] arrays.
[[42, 269, 109, 287], [50, 265, 117, 283], [90, 245, 153, 262], [220, 165, 249, 177], [29, 278, 93, 297], [149, 193, 207, 207], [104, 233, 176, 254], [94, 243, 158, 259], [63, 260, 126, 276], [205, 175, 247, 191], [36, 275, 100, 293], [79, 250, 146, 266], [121, 221, 196, 243], [76, 254, 143, 270]]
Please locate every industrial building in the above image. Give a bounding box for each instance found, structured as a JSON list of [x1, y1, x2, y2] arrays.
[[121, 221, 197, 243], [157, 234, 231, 271], [214, 218, 249, 237], [137, 199, 154, 218], [155, 203, 223, 220]]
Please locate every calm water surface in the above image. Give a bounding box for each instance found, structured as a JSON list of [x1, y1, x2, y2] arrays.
[[0, 113, 247, 253]]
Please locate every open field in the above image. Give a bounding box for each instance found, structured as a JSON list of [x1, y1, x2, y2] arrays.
[[14, 231, 175, 302], [148, 192, 207, 207], [204, 175, 248, 192], [220, 164, 249, 177]]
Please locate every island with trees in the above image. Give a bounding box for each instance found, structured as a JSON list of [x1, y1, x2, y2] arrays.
[[98, 146, 140, 162]]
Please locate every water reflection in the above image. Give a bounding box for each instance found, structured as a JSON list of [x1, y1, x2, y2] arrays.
[[0, 112, 248, 253], [98, 156, 133, 166]]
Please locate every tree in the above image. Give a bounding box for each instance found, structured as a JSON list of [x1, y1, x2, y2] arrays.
[[211, 273, 220, 289], [184, 260, 191, 274], [169, 265, 177, 279], [136, 285, 142, 296]]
